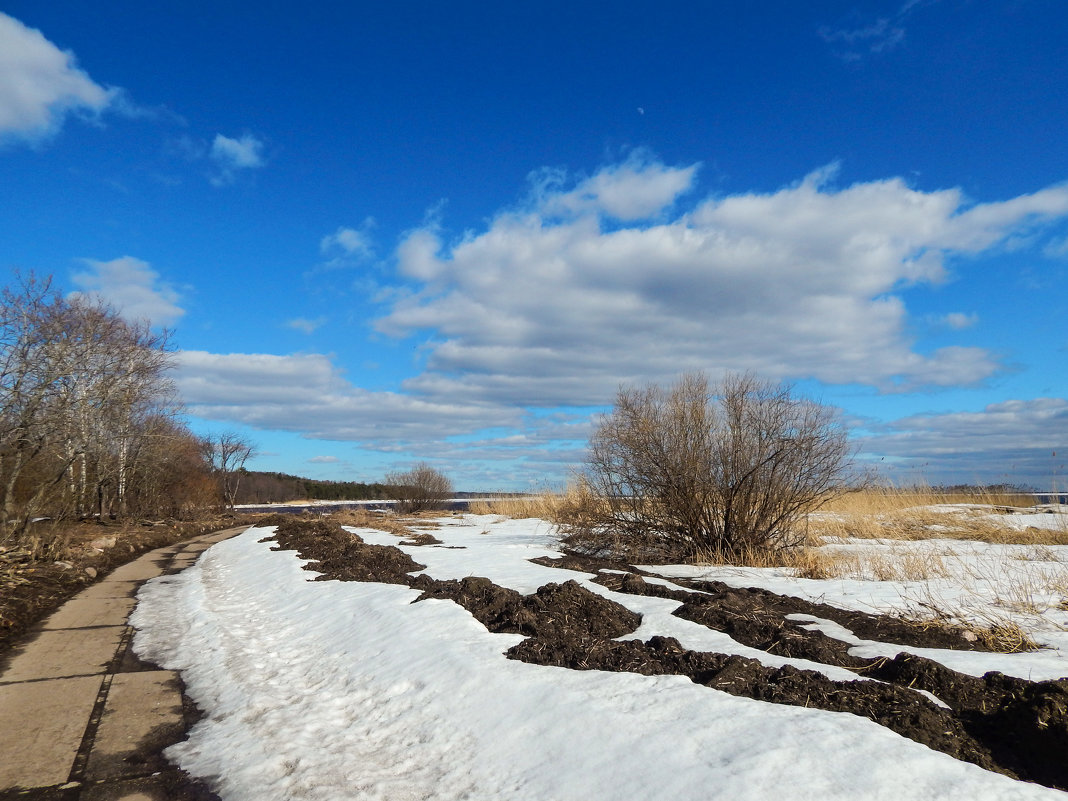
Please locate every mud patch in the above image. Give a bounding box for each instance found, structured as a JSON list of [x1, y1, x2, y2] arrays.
[[264, 520, 1068, 792]]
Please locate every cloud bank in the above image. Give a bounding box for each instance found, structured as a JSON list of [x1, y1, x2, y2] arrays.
[[176, 159, 1068, 487], [378, 161, 1068, 407], [861, 398, 1068, 487]]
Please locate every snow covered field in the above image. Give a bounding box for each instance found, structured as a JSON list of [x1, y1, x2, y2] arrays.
[[131, 512, 1068, 800]]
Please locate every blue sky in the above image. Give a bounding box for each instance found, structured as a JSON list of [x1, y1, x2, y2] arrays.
[[2, 1, 1067, 491]]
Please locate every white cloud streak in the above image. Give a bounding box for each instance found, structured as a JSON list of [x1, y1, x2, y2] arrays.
[[818, 0, 939, 60], [534, 156, 699, 221], [175, 350, 522, 443], [321, 225, 373, 258], [70, 256, 185, 326], [210, 133, 266, 185], [286, 317, 327, 335], [0, 12, 116, 142]]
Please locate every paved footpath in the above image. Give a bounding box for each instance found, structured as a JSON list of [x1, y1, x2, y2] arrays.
[[0, 526, 249, 801]]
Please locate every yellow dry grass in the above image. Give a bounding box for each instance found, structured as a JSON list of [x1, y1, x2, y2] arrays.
[[468, 484, 609, 524], [329, 506, 414, 537], [809, 487, 1068, 545]]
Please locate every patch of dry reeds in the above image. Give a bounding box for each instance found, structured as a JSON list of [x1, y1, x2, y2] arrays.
[[469, 483, 612, 526], [694, 542, 951, 583], [329, 506, 413, 537], [809, 487, 1068, 545]]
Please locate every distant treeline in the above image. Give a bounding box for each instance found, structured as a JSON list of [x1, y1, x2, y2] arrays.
[[234, 470, 392, 504], [923, 483, 1036, 495]]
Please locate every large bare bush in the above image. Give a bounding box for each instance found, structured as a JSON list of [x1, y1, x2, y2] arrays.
[[565, 372, 854, 561], [385, 462, 453, 513]]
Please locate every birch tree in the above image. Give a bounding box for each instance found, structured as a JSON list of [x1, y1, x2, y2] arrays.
[[0, 274, 187, 536]]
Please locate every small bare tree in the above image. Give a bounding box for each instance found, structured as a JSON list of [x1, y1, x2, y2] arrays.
[[567, 372, 854, 561], [201, 432, 257, 510], [385, 462, 453, 513]]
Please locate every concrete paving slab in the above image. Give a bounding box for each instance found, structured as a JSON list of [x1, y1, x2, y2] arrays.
[[78, 580, 141, 601], [79, 770, 217, 801], [82, 786, 159, 801], [103, 558, 170, 584], [0, 525, 246, 798], [85, 671, 185, 782], [0, 675, 100, 789], [1, 627, 124, 683], [41, 597, 137, 631]]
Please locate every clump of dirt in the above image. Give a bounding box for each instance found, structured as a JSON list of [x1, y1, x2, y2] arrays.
[[263, 519, 1068, 792], [269, 517, 426, 585], [400, 531, 444, 546], [414, 577, 640, 641], [539, 554, 989, 653], [862, 653, 1068, 790]]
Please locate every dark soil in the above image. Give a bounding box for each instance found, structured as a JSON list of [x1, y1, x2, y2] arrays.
[[266, 519, 1068, 792], [0, 514, 264, 652]]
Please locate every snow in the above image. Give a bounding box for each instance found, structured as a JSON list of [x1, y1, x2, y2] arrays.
[[644, 535, 1068, 681], [130, 513, 1068, 801]]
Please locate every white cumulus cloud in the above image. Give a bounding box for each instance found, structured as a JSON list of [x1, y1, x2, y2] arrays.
[[70, 256, 184, 326], [320, 219, 376, 265], [0, 12, 117, 142], [941, 312, 978, 330], [376, 162, 1068, 407], [535, 156, 699, 221]]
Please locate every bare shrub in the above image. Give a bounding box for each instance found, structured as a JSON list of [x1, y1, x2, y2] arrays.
[[385, 462, 453, 513], [563, 372, 854, 562]]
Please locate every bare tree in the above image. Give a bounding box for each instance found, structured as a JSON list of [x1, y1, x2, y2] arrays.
[[567, 372, 854, 561], [124, 417, 216, 518], [201, 432, 257, 510], [385, 462, 453, 513], [0, 274, 188, 535]]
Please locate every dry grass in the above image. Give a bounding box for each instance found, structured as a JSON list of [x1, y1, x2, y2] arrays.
[[469, 484, 611, 524], [467, 496, 547, 518], [789, 548, 951, 583], [809, 487, 1068, 545], [696, 542, 951, 583], [329, 506, 414, 537], [14, 527, 74, 562]]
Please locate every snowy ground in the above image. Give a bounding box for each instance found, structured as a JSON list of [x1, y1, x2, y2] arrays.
[[131, 511, 1068, 800]]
